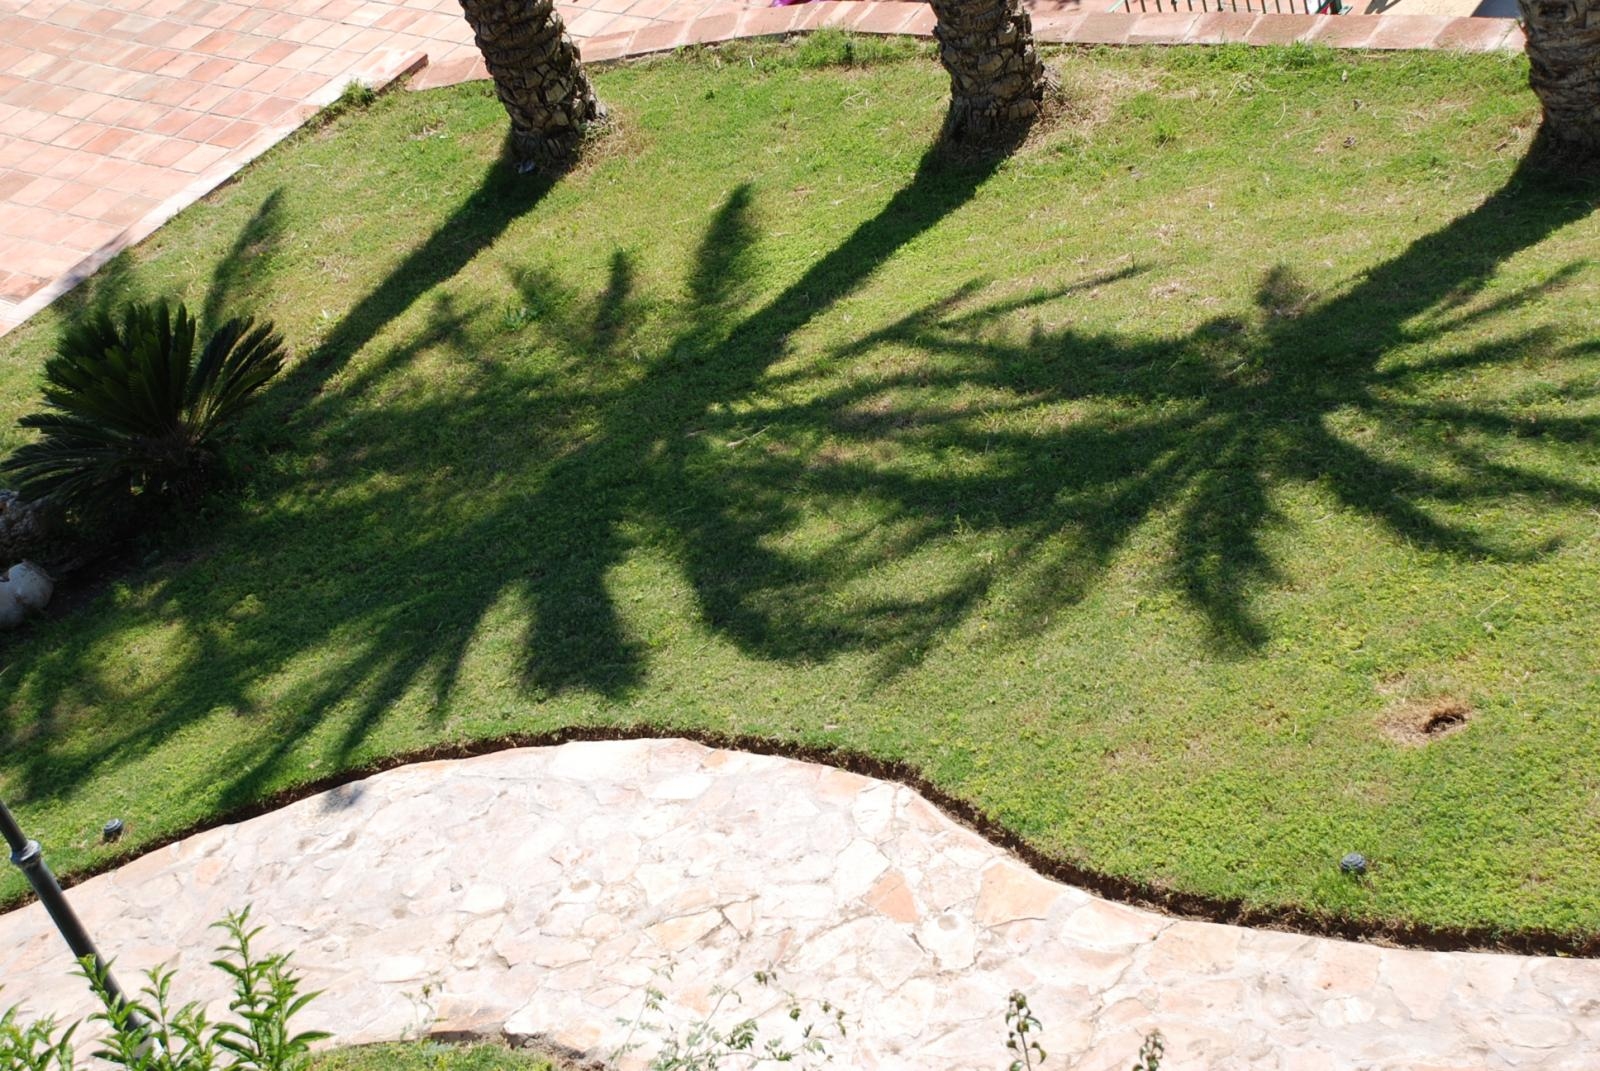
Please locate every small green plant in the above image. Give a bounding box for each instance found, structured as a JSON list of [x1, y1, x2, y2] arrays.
[[204, 910, 327, 1071], [1001, 992, 1164, 1071], [612, 966, 845, 1070], [1, 301, 285, 528], [335, 81, 377, 110], [315, 80, 378, 125], [1131, 1031, 1164, 1071], [1004, 990, 1044, 1071], [0, 908, 325, 1071]]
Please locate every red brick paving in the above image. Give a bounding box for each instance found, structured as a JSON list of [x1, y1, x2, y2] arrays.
[[1305, 12, 1379, 43], [1, 0, 1525, 335], [0, 0, 745, 333], [1126, 10, 1199, 41], [1364, 9, 1453, 45]]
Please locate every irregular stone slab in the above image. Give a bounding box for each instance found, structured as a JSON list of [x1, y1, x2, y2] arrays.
[[2, 741, 1598, 1070]]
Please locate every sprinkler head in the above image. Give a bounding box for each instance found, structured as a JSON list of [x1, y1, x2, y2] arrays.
[[102, 819, 124, 844], [1339, 851, 1368, 876]]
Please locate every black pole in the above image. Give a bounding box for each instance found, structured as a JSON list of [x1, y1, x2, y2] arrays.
[[0, 798, 136, 1014]]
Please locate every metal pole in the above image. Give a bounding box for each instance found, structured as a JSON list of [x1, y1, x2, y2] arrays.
[[0, 798, 136, 1014]]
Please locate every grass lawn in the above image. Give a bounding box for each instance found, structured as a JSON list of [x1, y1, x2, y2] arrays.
[[2, 37, 1598, 943], [314, 1042, 561, 1071]]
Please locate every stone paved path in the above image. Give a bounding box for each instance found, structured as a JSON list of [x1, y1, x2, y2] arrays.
[[2, 740, 1596, 1069]]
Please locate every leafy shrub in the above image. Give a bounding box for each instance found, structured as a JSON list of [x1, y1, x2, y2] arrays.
[[1, 301, 285, 526], [0, 908, 325, 1071], [0, 1004, 74, 1071]]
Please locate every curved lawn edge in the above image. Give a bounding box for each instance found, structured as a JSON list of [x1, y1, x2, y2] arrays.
[[8, 727, 1597, 958]]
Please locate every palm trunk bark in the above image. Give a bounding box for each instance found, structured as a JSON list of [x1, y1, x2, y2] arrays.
[[928, 0, 1052, 148], [457, 0, 606, 172], [1518, 0, 1600, 154]]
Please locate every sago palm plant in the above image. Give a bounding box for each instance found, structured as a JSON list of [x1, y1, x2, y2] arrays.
[[2, 301, 286, 521]]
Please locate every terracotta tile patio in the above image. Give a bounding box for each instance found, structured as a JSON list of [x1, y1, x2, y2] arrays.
[[0, 0, 754, 334]]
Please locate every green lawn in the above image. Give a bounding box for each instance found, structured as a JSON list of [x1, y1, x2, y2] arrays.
[[2, 38, 1598, 942], [314, 1042, 560, 1071]]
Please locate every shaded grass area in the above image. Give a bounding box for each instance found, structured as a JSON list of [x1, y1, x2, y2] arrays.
[[2, 40, 1599, 939]]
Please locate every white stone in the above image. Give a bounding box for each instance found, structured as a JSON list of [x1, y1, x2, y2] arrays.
[[915, 911, 978, 972], [372, 955, 430, 983], [833, 839, 891, 901], [0, 583, 23, 628], [851, 784, 898, 840], [461, 883, 507, 914], [645, 773, 713, 801], [1317, 995, 1378, 1027], [1498, 1014, 1578, 1049], [2, 561, 51, 611]]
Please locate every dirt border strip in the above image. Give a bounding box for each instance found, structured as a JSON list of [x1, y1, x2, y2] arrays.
[[6, 726, 1595, 959]]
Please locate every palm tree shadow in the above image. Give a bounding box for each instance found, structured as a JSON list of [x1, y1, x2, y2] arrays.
[[506, 149, 1009, 694], [0, 144, 1007, 813], [0, 153, 560, 806], [755, 149, 1599, 656], [2, 140, 1593, 822], [506, 146, 1595, 680], [301, 162, 555, 381], [0, 189, 294, 764], [203, 188, 288, 331]]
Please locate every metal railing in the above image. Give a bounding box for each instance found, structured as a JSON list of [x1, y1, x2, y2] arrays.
[[2, 797, 140, 1020]]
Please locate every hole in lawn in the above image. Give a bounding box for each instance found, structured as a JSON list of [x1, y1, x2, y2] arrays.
[[1380, 697, 1474, 746], [1422, 705, 1469, 734]]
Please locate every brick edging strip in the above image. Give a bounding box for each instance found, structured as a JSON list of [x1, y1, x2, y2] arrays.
[[408, 5, 1523, 91]]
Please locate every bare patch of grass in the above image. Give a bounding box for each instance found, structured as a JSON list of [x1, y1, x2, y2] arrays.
[[1027, 59, 1162, 150], [1380, 697, 1474, 747]]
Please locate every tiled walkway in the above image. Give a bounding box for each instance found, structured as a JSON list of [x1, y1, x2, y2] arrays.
[[1, 0, 1524, 336], [0, 0, 752, 333], [2, 741, 1596, 1069]]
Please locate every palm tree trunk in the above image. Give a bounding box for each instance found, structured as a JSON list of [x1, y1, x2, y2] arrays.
[[457, 0, 606, 172], [1519, 0, 1600, 154], [927, 0, 1052, 148]]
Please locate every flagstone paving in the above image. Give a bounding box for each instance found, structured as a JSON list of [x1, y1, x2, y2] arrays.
[[2, 740, 1597, 1069]]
